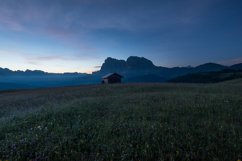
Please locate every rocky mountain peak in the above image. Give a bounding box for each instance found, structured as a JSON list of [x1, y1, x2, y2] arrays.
[[126, 56, 155, 69]]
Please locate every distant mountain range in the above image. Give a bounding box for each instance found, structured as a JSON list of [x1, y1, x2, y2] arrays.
[[0, 69, 89, 90], [1, 56, 242, 90], [0, 68, 88, 76], [93, 56, 242, 82]]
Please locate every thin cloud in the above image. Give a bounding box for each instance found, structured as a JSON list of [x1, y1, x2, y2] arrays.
[[24, 55, 81, 69], [24, 53, 101, 64], [25, 55, 78, 62], [0, 15, 25, 31]]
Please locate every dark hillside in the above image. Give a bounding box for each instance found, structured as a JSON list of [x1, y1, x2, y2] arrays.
[[231, 63, 242, 70], [169, 70, 242, 83], [192, 63, 227, 73]]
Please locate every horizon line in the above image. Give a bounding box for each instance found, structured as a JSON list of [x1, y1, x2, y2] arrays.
[[1, 60, 241, 74]]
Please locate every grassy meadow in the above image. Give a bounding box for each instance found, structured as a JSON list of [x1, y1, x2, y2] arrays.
[[0, 80, 242, 161]]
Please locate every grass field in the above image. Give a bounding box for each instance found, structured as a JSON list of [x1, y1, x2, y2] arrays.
[[0, 80, 242, 161]]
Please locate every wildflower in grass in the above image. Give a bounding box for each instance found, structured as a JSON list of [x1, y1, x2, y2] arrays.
[[37, 125, 42, 130]]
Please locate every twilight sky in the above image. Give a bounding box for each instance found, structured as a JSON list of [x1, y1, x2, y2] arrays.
[[0, 0, 242, 73]]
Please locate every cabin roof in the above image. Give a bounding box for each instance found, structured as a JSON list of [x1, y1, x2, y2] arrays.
[[102, 73, 123, 79]]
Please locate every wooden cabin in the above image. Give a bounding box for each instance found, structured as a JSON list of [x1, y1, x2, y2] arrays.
[[102, 73, 123, 84]]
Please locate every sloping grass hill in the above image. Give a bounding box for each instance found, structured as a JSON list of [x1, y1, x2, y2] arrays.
[[169, 69, 242, 83], [0, 80, 242, 161]]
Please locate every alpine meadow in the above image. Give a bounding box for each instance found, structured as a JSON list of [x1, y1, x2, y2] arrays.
[[0, 79, 241, 160]]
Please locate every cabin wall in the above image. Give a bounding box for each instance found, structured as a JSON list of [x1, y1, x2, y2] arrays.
[[108, 76, 121, 83], [102, 76, 122, 84], [103, 79, 109, 84]]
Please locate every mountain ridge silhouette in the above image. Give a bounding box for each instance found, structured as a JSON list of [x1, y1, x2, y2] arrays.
[[93, 56, 240, 80], [1, 56, 242, 90]]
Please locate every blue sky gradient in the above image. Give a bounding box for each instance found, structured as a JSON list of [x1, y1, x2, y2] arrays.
[[0, 0, 242, 73]]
